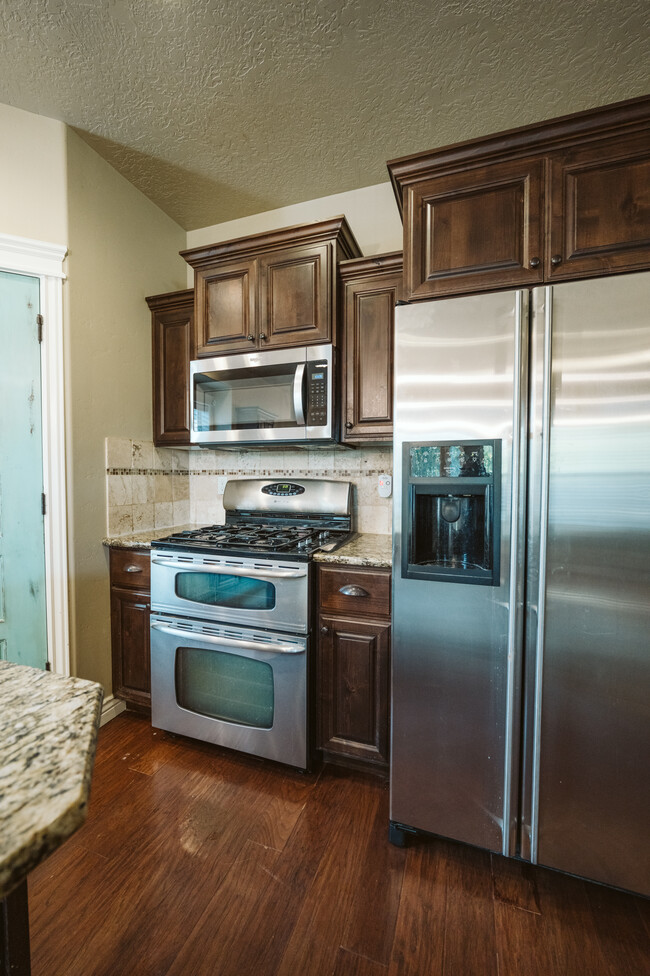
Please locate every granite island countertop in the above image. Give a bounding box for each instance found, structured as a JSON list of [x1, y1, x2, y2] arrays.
[[104, 528, 392, 569], [0, 661, 104, 898]]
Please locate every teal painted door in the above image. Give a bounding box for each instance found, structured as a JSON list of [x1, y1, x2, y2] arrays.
[[0, 270, 48, 668]]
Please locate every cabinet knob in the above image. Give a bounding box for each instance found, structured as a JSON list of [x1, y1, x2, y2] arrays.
[[529, 257, 540, 268], [259, 333, 267, 341], [551, 254, 563, 266], [320, 625, 330, 634], [345, 421, 353, 429], [125, 564, 142, 573], [247, 334, 255, 342]]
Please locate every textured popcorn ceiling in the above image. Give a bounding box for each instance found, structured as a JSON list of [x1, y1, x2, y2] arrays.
[[0, 0, 648, 230]]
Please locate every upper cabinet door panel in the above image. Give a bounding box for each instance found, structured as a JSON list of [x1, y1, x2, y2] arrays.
[[260, 243, 331, 347], [404, 157, 545, 299], [195, 258, 257, 357], [148, 289, 194, 447], [548, 131, 650, 280]]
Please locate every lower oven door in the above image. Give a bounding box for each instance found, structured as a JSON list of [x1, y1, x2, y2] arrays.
[[150, 551, 310, 634], [150, 614, 308, 769]]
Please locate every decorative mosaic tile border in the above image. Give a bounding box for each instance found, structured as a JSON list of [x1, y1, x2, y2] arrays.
[[105, 438, 393, 537]]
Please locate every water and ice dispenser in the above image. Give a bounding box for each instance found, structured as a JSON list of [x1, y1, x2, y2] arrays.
[[402, 440, 501, 586]]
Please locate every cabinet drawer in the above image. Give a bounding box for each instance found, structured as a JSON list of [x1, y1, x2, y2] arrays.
[[110, 548, 151, 589], [318, 566, 391, 618]]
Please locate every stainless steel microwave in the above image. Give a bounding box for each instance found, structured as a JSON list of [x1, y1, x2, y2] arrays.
[[190, 343, 336, 446]]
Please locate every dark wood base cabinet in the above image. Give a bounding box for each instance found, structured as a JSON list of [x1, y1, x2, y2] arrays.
[[316, 565, 391, 773], [109, 548, 151, 711]]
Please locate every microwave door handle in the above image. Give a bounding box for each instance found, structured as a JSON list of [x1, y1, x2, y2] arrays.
[[150, 558, 307, 580], [150, 621, 305, 654], [293, 362, 306, 426]]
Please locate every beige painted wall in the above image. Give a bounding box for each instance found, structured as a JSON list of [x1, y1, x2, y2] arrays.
[[65, 129, 187, 691], [0, 103, 68, 244], [184, 182, 404, 286]]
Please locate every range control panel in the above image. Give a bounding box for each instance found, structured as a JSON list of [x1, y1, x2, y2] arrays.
[[306, 362, 328, 426]]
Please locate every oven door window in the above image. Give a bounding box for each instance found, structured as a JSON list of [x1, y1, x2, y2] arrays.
[[175, 572, 276, 610], [175, 646, 274, 728]]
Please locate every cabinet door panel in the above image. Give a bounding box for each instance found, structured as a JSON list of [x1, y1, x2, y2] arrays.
[[344, 275, 400, 440], [195, 259, 257, 356], [111, 586, 151, 709], [404, 158, 545, 299], [549, 131, 650, 279], [318, 613, 390, 768], [152, 300, 194, 446], [261, 244, 331, 347]]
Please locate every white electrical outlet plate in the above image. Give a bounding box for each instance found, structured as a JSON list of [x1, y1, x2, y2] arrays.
[[378, 473, 392, 498], [216, 476, 228, 494]]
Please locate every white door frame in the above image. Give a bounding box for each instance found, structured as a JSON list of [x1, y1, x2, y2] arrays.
[[0, 232, 70, 676]]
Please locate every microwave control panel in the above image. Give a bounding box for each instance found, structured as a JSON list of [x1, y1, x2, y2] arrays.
[[306, 363, 328, 426]]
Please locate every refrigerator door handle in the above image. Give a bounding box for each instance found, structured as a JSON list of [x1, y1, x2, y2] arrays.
[[525, 286, 554, 864], [502, 290, 530, 857]]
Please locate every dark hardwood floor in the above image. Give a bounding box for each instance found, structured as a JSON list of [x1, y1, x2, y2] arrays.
[[28, 713, 650, 976]]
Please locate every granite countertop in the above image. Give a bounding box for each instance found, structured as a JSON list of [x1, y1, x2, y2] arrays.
[[314, 533, 392, 568], [104, 528, 392, 569], [103, 525, 198, 549], [0, 661, 104, 898]]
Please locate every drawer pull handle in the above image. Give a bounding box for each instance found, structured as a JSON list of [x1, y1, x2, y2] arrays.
[[125, 564, 143, 573], [339, 585, 369, 598]]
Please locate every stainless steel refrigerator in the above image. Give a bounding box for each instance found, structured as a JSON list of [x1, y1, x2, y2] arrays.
[[390, 272, 650, 896]]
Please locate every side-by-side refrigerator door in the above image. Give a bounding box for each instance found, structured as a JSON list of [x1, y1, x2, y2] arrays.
[[521, 275, 650, 895], [390, 290, 529, 856]]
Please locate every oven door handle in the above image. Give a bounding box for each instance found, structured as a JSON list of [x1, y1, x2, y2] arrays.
[[293, 362, 306, 426], [150, 621, 305, 654], [151, 558, 308, 580]]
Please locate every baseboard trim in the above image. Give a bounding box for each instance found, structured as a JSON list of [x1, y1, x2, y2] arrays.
[[100, 695, 126, 726]]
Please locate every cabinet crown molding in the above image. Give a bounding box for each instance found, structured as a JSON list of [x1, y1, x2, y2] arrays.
[[338, 251, 403, 281], [145, 288, 194, 311], [181, 215, 362, 270], [387, 93, 650, 216]]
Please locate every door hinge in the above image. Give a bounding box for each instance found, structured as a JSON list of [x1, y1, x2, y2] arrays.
[[42, 492, 47, 516], [37, 314, 44, 343], [45, 661, 52, 672]]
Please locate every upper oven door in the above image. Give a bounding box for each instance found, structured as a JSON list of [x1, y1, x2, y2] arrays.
[[190, 344, 334, 445], [150, 551, 310, 634]]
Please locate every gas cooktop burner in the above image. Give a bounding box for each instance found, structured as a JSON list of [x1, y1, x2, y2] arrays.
[[152, 521, 352, 559], [152, 478, 354, 560]]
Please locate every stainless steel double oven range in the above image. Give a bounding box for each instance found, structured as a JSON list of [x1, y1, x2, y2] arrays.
[[149, 479, 353, 770]]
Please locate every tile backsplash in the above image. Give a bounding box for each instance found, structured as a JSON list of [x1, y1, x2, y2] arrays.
[[105, 438, 393, 537]]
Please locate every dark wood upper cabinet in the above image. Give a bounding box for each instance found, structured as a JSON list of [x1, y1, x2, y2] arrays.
[[195, 257, 257, 356], [339, 252, 403, 442], [181, 217, 362, 357], [404, 158, 545, 298], [147, 289, 194, 447], [260, 242, 330, 347], [548, 130, 650, 280], [388, 95, 650, 299]]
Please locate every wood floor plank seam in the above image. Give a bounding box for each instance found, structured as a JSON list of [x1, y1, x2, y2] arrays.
[[24, 713, 650, 976]]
